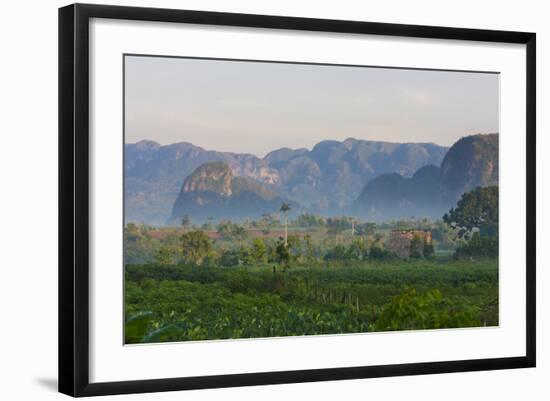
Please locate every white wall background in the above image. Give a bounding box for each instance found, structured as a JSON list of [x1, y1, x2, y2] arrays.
[[0, 0, 547, 399]]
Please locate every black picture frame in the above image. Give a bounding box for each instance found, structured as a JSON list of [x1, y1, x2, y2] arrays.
[[59, 3, 536, 397]]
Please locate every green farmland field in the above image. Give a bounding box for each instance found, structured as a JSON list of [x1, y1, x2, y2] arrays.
[[125, 258, 498, 343]]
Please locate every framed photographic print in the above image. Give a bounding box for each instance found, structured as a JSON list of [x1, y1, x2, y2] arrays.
[[58, 3, 536, 397]]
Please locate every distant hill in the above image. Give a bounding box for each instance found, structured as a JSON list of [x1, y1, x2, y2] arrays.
[[169, 162, 290, 224], [125, 138, 447, 225], [125, 141, 280, 225], [353, 134, 499, 221], [267, 138, 447, 211], [440, 133, 499, 203]]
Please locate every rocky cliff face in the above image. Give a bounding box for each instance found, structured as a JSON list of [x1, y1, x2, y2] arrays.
[[181, 162, 233, 197], [353, 134, 499, 221], [169, 162, 283, 224]]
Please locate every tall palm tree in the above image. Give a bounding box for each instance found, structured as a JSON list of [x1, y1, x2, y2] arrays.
[[181, 214, 191, 230], [280, 203, 291, 246]]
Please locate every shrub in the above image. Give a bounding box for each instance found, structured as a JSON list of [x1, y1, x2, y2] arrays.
[[409, 235, 423, 259], [373, 288, 481, 331], [369, 245, 395, 261], [423, 240, 435, 258], [154, 246, 173, 265], [219, 249, 240, 267], [275, 237, 291, 267], [250, 238, 268, 263], [454, 233, 498, 259], [180, 230, 214, 266]]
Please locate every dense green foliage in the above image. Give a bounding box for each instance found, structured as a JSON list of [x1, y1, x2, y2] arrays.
[[454, 232, 498, 259], [125, 259, 498, 343], [374, 288, 480, 331], [443, 186, 499, 238], [180, 230, 214, 265], [443, 186, 499, 259]]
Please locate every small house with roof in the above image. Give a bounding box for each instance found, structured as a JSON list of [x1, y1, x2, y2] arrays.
[[386, 230, 432, 259]]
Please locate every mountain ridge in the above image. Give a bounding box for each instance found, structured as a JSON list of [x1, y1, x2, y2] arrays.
[[125, 137, 450, 225], [353, 133, 499, 221]]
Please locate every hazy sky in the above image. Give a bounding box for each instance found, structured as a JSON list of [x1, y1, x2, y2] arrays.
[[125, 55, 499, 157]]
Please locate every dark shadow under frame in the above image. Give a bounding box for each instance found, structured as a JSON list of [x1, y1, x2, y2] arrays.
[[58, 3, 536, 397]]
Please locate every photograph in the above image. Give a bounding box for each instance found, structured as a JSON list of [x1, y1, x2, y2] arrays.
[[123, 55, 500, 344]]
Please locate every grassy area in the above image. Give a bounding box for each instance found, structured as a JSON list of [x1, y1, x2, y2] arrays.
[[125, 258, 498, 343]]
